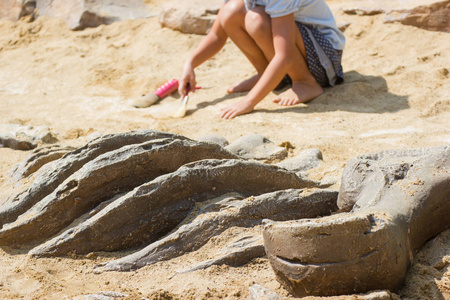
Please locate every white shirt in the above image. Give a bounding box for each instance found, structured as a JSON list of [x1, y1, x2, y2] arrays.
[[223, 0, 345, 50]]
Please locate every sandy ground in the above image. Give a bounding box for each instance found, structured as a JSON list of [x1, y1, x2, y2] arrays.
[[0, 0, 449, 299]]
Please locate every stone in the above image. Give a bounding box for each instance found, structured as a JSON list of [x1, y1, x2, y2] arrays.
[[226, 135, 288, 163], [335, 0, 450, 32], [197, 135, 229, 147], [159, 0, 221, 35], [36, 0, 149, 30], [263, 146, 450, 297], [0, 124, 57, 151], [249, 284, 281, 300], [0, 0, 35, 21], [276, 149, 323, 172], [72, 291, 128, 300], [384, 1, 450, 33]]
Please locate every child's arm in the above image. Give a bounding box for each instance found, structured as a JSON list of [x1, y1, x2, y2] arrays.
[[220, 13, 297, 119], [179, 6, 228, 95]]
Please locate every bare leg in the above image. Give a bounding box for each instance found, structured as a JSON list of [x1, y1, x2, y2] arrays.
[[245, 7, 323, 105], [219, 0, 268, 93]]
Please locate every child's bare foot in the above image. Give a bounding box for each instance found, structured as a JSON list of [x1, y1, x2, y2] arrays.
[[227, 74, 260, 93], [273, 81, 323, 106], [220, 100, 255, 119]]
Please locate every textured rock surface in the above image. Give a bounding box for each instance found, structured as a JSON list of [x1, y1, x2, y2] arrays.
[[384, 1, 450, 33], [90, 189, 336, 272], [29, 162, 319, 257], [0, 124, 57, 151], [0, 130, 184, 228], [36, 0, 149, 30], [197, 134, 229, 147], [0, 138, 237, 247], [276, 149, 323, 172], [0, 0, 35, 21], [226, 134, 288, 163], [9, 145, 75, 182], [263, 146, 450, 297], [159, 0, 221, 35], [336, 0, 450, 32], [249, 284, 281, 300]]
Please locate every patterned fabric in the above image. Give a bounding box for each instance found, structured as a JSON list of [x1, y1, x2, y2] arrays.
[[297, 22, 344, 87]]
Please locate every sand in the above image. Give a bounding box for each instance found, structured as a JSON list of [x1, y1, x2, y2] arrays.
[[0, 0, 449, 299]]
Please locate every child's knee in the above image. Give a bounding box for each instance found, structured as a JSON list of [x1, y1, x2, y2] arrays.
[[244, 8, 270, 37], [219, 0, 245, 28]]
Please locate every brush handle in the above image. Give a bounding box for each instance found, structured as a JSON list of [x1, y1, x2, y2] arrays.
[[154, 79, 179, 98]]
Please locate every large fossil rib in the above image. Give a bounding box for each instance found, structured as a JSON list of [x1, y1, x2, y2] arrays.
[[0, 138, 237, 247], [0, 130, 186, 227]]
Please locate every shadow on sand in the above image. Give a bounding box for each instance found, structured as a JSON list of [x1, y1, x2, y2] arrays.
[[192, 71, 410, 116]]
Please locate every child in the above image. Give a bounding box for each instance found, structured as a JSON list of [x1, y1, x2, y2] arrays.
[[178, 0, 345, 119]]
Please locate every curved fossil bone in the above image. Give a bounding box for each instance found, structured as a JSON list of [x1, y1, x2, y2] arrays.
[[0, 138, 237, 247], [90, 189, 337, 272], [29, 161, 319, 257], [0, 130, 187, 227]]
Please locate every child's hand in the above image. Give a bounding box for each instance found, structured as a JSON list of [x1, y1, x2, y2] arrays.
[[179, 63, 196, 96], [219, 100, 254, 119]]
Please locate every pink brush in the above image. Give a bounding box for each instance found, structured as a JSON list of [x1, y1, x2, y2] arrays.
[[133, 79, 179, 108], [154, 79, 179, 98]]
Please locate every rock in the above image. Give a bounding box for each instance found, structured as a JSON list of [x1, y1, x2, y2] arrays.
[[249, 284, 281, 300], [336, 0, 449, 32], [0, 0, 35, 21], [159, 0, 221, 35], [384, 1, 450, 33], [36, 0, 149, 30], [276, 149, 323, 172], [263, 146, 450, 297], [197, 135, 229, 147], [72, 291, 128, 300], [0, 124, 57, 151], [226, 135, 288, 163]]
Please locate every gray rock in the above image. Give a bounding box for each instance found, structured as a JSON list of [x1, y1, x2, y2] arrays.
[[197, 134, 229, 147], [276, 149, 323, 172], [263, 146, 450, 297], [249, 284, 281, 300], [72, 291, 128, 300], [226, 135, 288, 163], [0, 0, 35, 21], [0, 124, 57, 151], [36, 0, 149, 30], [159, 0, 221, 35], [384, 1, 450, 33], [336, 0, 449, 32]]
